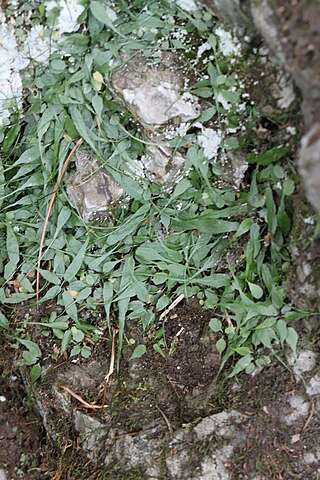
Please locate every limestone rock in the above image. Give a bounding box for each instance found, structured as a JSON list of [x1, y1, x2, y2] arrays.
[[74, 411, 109, 457], [141, 136, 185, 183], [200, 0, 248, 28], [66, 149, 123, 221], [0, 469, 7, 480], [111, 52, 201, 185], [298, 123, 320, 212], [111, 52, 200, 128]]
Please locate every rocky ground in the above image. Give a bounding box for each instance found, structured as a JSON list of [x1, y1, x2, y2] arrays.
[[1, 304, 320, 479]]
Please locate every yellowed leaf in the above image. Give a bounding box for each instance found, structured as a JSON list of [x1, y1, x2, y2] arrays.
[[68, 290, 79, 299]]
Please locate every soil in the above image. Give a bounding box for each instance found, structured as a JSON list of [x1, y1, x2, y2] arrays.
[[0, 357, 48, 480]]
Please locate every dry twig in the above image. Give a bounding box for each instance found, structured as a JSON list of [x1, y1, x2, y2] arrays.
[[155, 404, 173, 434], [159, 293, 185, 321], [100, 327, 117, 404], [302, 400, 315, 431], [60, 384, 105, 410]]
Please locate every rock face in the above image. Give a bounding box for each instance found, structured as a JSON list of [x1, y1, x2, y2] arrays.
[[298, 124, 320, 212], [203, 0, 320, 192], [29, 343, 320, 479], [32, 357, 246, 479], [66, 149, 123, 221]]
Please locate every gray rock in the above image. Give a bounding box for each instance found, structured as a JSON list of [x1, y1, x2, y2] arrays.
[[194, 410, 246, 442], [283, 394, 309, 426], [112, 427, 163, 472], [250, 0, 287, 66], [166, 448, 190, 479], [303, 452, 319, 464], [200, 0, 248, 29], [298, 124, 320, 212], [74, 411, 109, 456], [111, 52, 200, 128], [0, 469, 7, 480], [111, 52, 201, 185], [291, 350, 317, 376], [219, 151, 248, 189], [66, 149, 123, 220], [199, 447, 233, 480], [306, 375, 320, 396], [141, 137, 185, 183]]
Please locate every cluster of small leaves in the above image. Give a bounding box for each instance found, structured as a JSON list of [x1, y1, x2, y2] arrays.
[[0, 0, 304, 376]]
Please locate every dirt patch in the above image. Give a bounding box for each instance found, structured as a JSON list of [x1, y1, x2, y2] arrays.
[[226, 361, 320, 480], [0, 361, 48, 480], [109, 300, 221, 431]]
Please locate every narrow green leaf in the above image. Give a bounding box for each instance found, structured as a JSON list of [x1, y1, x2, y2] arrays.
[[64, 241, 88, 282], [40, 286, 61, 302], [284, 310, 311, 321], [271, 286, 284, 309], [0, 156, 5, 211], [265, 187, 277, 234], [6, 223, 19, 268], [4, 292, 35, 304], [130, 344, 146, 360], [30, 364, 42, 384], [90, 1, 125, 37], [103, 282, 113, 322], [2, 122, 20, 153], [92, 94, 103, 118], [255, 318, 277, 330], [0, 312, 9, 328], [153, 273, 168, 285], [276, 319, 287, 345], [234, 218, 253, 238], [247, 146, 289, 165], [39, 269, 61, 285], [277, 197, 291, 236], [61, 329, 72, 354], [62, 291, 78, 322], [172, 178, 191, 198], [228, 354, 253, 377], [286, 327, 298, 357], [69, 105, 96, 152], [18, 338, 41, 358], [156, 295, 171, 311], [107, 204, 149, 246], [153, 343, 166, 358], [44, 321, 69, 330], [233, 347, 251, 356], [56, 207, 71, 236]]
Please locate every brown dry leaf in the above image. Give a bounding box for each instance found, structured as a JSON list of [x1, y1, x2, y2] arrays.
[[291, 433, 300, 444], [264, 232, 272, 247], [26, 270, 36, 279], [8, 278, 22, 292]]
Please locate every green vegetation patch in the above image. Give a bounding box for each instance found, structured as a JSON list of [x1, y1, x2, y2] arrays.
[[0, 0, 308, 379]]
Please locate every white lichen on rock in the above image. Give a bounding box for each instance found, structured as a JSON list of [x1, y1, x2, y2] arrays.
[[45, 0, 85, 34], [215, 26, 241, 57], [197, 126, 223, 161]]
